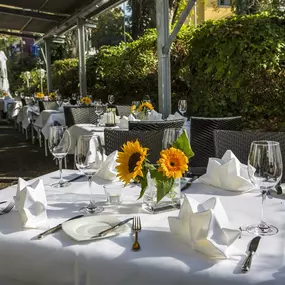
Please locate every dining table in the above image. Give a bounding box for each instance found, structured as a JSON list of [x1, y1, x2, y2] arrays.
[[16, 105, 40, 130], [0, 169, 284, 285]]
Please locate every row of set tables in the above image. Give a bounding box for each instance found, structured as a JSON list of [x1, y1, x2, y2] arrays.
[[0, 169, 284, 285]]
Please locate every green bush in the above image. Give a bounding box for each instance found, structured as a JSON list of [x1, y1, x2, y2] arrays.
[[184, 13, 285, 130]]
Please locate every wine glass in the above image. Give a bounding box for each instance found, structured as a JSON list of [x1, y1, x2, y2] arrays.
[[48, 126, 71, 187], [143, 95, 151, 103], [108, 95, 115, 105], [247, 141, 283, 236], [94, 102, 104, 126], [75, 135, 104, 213], [178, 100, 187, 116]]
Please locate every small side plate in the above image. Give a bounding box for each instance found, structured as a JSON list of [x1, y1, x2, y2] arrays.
[[62, 216, 130, 241]]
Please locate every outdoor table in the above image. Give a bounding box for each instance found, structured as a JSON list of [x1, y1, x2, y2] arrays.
[[0, 97, 14, 113], [11, 101, 22, 118], [0, 169, 284, 285], [68, 124, 120, 154], [17, 105, 40, 129], [34, 110, 66, 139]]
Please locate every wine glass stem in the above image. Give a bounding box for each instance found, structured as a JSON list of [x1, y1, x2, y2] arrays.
[[58, 158, 64, 186], [88, 176, 95, 207], [260, 189, 267, 228]]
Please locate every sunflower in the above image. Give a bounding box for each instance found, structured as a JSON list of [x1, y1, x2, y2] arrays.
[[80, 96, 92, 105], [49, 92, 56, 101], [116, 140, 148, 184], [138, 102, 154, 112], [158, 147, 188, 179], [130, 105, 136, 112]]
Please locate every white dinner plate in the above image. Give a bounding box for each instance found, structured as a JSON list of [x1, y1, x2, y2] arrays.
[[62, 215, 130, 242]]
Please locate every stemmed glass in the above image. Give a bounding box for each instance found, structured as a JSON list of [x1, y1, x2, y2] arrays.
[[178, 100, 187, 116], [108, 95, 115, 105], [131, 101, 140, 116], [162, 128, 184, 149], [143, 95, 151, 103], [48, 126, 71, 187], [247, 141, 283, 236], [75, 135, 104, 213], [94, 102, 104, 126]]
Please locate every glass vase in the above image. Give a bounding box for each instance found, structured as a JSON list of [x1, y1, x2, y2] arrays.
[[142, 177, 181, 214], [138, 110, 149, 121]]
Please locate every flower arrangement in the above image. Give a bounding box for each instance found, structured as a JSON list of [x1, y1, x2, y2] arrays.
[[116, 130, 194, 202], [49, 92, 56, 101], [80, 96, 92, 105], [138, 102, 154, 113], [35, 92, 44, 99]]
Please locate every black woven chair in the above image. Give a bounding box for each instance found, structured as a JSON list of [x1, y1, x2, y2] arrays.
[[116, 105, 131, 117], [39, 101, 59, 112], [104, 129, 164, 164], [214, 130, 285, 182], [64, 106, 100, 127], [189, 116, 242, 176], [129, 118, 186, 131]]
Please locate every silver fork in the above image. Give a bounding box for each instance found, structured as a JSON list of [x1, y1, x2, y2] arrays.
[[0, 201, 15, 215], [132, 216, 141, 251]]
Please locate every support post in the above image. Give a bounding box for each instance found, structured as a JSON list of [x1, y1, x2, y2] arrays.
[[77, 18, 87, 97], [44, 39, 52, 94], [156, 0, 171, 118]]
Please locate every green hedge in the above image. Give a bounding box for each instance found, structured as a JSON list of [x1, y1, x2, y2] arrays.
[[185, 13, 285, 130]]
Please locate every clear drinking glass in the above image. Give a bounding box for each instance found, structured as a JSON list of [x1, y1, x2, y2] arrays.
[[178, 100, 187, 116], [162, 128, 184, 149], [48, 126, 71, 187], [143, 95, 151, 103], [247, 141, 283, 236], [75, 135, 104, 213], [94, 102, 104, 126], [108, 95, 115, 104]]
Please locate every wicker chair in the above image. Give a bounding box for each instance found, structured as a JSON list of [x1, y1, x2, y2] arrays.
[[189, 116, 242, 175], [116, 105, 131, 117], [104, 129, 164, 164], [214, 130, 285, 182], [64, 106, 100, 127], [39, 101, 59, 112], [129, 118, 186, 131]]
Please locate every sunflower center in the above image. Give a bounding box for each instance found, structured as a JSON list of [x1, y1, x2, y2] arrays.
[[128, 152, 141, 173], [170, 161, 176, 167]]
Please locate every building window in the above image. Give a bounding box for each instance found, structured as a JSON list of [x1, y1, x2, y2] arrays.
[[218, 0, 231, 6]]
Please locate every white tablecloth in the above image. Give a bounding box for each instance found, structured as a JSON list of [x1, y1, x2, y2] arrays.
[[0, 170, 285, 285], [17, 105, 40, 129], [68, 124, 106, 154], [34, 110, 66, 139]]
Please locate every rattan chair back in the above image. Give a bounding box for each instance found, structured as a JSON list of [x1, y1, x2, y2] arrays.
[[129, 118, 186, 131], [39, 101, 59, 112], [189, 116, 242, 174], [64, 106, 99, 127], [104, 129, 164, 164], [116, 105, 131, 117], [214, 130, 285, 182]]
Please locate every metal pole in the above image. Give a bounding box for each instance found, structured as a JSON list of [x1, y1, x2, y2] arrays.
[[77, 18, 87, 97], [194, 2, 197, 27], [156, 0, 171, 118], [44, 39, 52, 94]]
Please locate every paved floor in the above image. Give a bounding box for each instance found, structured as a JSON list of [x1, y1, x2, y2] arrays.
[[0, 120, 58, 190]]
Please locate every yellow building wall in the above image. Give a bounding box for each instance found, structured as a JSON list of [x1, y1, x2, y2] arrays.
[[190, 0, 232, 25]]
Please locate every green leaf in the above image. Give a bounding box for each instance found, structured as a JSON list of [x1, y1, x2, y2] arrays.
[[138, 176, 148, 200], [172, 129, 194, 159], [151, 170, 174, 202]]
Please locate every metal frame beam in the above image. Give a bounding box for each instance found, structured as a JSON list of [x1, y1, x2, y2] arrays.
[[163, 0, 196, 54], [44, 39, 53, 94], [77, 18, 87, 97], [156, 0, 196, 117], [0, 29, 40, 39], [0, 6, 67, 22], [35, 0, 125, 43]]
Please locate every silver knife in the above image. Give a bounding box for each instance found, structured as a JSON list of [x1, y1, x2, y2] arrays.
[[37, 215, 84, 240], [91, 217, 133, 239], [241, 236, 261, 273]]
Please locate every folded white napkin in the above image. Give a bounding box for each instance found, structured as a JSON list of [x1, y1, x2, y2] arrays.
[[148, 110, 163, 121], [199, 150, 254, 192], [167, 112, 184, 120], [118, 114, 139, 129], [168, 196, 240, 259], [95, 151, 118, 181], [14, 178, 48, 228]]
